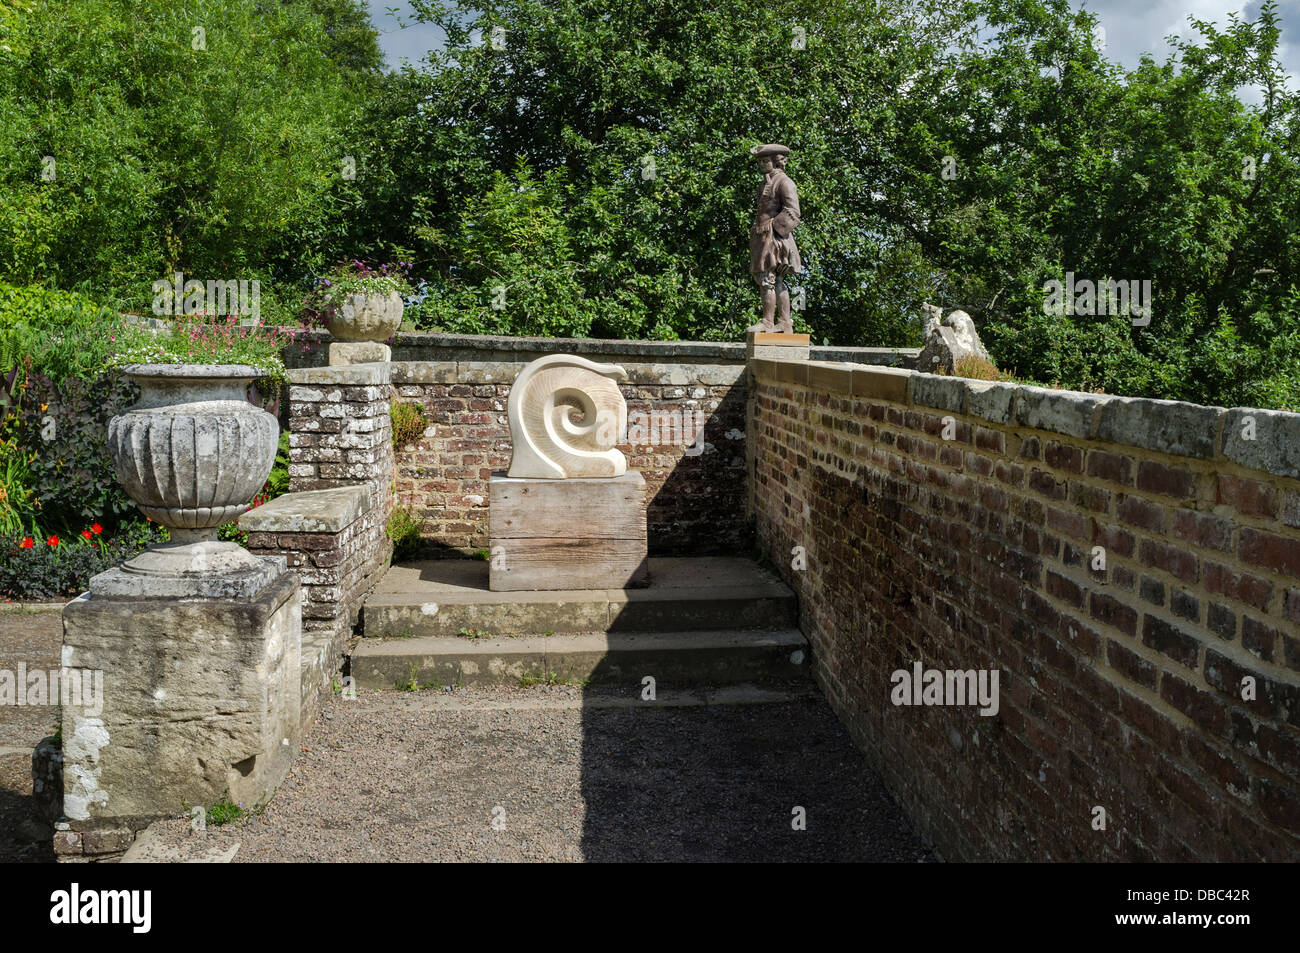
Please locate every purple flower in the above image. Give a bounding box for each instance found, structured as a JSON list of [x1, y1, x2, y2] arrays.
[[322, 279, 331, 287]]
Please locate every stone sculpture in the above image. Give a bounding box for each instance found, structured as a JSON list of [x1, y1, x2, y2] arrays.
[[917, 304, 993, 375], [748, 143, 803, 334], [506, 353, 629, 479]]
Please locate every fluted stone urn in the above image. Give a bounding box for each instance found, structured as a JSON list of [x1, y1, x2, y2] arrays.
[[324, 290, 403, 342], [99, 363, 280, 597]]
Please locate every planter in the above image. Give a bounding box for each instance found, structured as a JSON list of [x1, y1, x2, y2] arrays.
[[323, 290, 403, 342], [101, 364, 279, 594]]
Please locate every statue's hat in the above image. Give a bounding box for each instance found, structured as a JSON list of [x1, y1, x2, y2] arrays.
[[750, 143, 791, 158]]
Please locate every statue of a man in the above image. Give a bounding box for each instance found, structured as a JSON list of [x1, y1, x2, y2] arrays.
[[747, 143, 802, 334]]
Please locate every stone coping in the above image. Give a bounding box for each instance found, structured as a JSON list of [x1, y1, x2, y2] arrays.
[[752, 357, 1300, 479], [239, 485, 371, 534], [287, 362, 390, 386], [277, 327, 917, 368]]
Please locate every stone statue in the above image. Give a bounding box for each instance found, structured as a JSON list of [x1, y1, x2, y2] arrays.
[[747, 143, 803, 334], [917, 303, 993, 374], [506, 354, 629, 479]]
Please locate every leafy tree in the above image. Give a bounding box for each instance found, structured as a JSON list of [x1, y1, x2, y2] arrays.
[[339, 0, 1297, 407], [0, 0, 377, 316]]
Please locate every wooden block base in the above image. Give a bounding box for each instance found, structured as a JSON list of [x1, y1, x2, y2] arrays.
[[488, 472, 649, 591]]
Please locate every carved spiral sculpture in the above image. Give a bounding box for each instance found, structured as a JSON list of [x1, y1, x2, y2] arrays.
[[507, 354, 629, 479]]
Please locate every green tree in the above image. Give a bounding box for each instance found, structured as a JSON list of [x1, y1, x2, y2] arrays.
[[0, 0, 377, 315], [339, 0, 1297, 407]]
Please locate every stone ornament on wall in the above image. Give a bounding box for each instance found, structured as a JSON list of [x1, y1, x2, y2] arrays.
[[917, 303, 992, 374], [506, 354, 629, 479]]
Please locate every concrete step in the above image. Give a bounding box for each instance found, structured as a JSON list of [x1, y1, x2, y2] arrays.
[[350, 629, 811, 691], [361, 556, 798, 638]]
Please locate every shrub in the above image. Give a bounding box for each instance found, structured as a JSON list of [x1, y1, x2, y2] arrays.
[[0, 519, 167, 601], [391, 401, 427, 447], [385, 505, 424, 561]]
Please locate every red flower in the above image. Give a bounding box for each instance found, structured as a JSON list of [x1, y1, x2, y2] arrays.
[[91, 523, 102, 534], [20, 538, 34, 549], [81, 530, 93, 540], [47, 535, 59, 547]]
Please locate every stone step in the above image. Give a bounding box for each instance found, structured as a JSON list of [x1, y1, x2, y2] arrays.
[[361, 556, 798, 638], [350, 629, 811, 691]]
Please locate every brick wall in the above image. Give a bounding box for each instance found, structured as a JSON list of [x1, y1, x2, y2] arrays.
[[750, 358, 1300, 861], [240, 362, 396, 721], [372, 333, 914, 557]]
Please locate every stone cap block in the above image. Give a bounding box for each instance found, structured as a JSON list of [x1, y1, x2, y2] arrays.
[[239, 485, 371, 534], [1221, 408, 1300, 478], [1096, 396, 1223, 459], [288, 363, 391, 387], [851, 366, 911, 402], [909, 373, 966, 413]]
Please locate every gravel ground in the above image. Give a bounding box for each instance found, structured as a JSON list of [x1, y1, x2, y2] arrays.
[[0, 608, 934, 863], [0, 607, 62, 863], [139, 684, 935, 863]]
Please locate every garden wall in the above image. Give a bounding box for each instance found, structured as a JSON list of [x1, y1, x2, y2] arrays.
[[289, 332, 916, 557], [750, 358, 1300, 861]]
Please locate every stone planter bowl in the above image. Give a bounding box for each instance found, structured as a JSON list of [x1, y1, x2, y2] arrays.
[[324, 290, 403, 342], [108, 364, 279, 534]]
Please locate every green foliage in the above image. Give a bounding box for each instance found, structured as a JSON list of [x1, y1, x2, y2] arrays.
[[205, 800, 248, 826], [390, 401, 427, 447], [334, 0, 1298, 407], [0, 0, 374, 311], [0, 283, 123, 385], [385, 505, 424, 560], [6, 369, 140, 529], [108, 313, 292, 388]]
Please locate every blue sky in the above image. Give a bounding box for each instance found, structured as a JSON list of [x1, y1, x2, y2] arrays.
[[365, 1, 1298, 81]]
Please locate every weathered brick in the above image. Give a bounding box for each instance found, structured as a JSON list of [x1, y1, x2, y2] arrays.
[[1239, 528, 1300, 579], [1136, 461, 1196, 498], [1141, 615, 1199, 670]]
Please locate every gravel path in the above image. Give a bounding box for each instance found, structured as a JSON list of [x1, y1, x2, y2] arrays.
[[0, 607, 933, 863], [0, 607, 62, 863], [140, 684, 935, 863]]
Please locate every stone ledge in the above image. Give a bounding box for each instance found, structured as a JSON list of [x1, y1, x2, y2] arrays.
[[280, 327, 917, 369], [287, 362, 391, 386], [239, 485, 371, 534], [752, 357, 1300, 474]]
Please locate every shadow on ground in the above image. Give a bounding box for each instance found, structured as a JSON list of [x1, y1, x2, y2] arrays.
[[578, 666, 932, 862]]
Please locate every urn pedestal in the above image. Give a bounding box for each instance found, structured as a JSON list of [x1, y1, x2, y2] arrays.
[[55, 363, 302, 861]]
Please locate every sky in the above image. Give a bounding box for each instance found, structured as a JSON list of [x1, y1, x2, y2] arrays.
[[365, 0, 1299, 82]]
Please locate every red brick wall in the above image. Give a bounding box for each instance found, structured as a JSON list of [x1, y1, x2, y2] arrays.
[[390, 362, 750, 556], [751, 359, 1300, 861]]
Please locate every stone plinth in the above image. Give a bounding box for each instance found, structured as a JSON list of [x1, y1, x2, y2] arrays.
[[59, 568, 301, 846], [746, 330, 810, 363], [488, 471, 648, 591]]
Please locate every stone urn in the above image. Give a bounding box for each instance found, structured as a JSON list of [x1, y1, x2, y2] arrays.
[[324, 290, 403, 342], [100, 364, 280, 597]]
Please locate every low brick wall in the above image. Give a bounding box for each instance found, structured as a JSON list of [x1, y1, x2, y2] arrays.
[[750, 358, 1300, 861], [357, 332, 914, 557], [242, 485, 389, 726], [242, 361, 396, 719]]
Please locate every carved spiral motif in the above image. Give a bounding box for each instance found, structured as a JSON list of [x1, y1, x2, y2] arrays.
[[506, 354, 628, 479]]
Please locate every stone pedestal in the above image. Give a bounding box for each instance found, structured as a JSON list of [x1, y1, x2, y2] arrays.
[[746, 330, 810, 362], [488, 471, 649, 591], [329, 341, 391, 366], [58, 564, 301, 847]]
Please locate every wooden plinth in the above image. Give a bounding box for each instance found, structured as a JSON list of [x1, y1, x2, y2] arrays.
[[488, 471, 649, 591]]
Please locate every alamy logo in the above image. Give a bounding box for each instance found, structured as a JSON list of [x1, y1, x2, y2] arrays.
[[1042, 272, 1151, 326], [50, 884, 151, 933], [0, 664, 103, 716], [624, 409, 707, 456], [890, 662, 1000, 716], [152, 271, 260, 322]]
